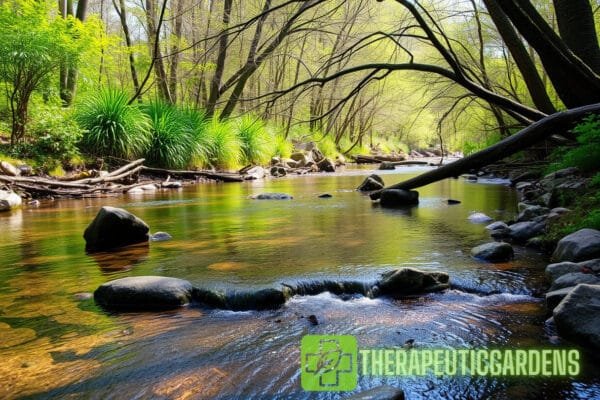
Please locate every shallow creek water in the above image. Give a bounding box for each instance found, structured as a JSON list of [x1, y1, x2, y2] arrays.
[[1, 166, 599, 399]]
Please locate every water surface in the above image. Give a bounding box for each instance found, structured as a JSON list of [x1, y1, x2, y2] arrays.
[[1, 166, 598, 399]]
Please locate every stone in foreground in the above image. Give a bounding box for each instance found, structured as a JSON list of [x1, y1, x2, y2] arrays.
[[94, 276, 194, 310], [549, 272, 600, 292], [546, 287, 574, 311], [545, 259, 600, 283], [84, 206, 150, 251], [471, 242, 514, 263], [346, 385, 404, 400], [376, 268, 449, 297], [553, 284, 600, 351], [552, 229, 600, 262], [508, 221, 546, 243], [379, 189, 419, 208]]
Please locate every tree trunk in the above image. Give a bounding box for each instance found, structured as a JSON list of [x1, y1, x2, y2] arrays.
[[206, 0, 233, 116], [146, 0, 171, 102], [483, 0, 556, 114], [553, 0, 600, 75], [114, 0, 141, 97], [497, 0, 600, 108], [370, 103, 600, 199], [169, 0, 184, 103]]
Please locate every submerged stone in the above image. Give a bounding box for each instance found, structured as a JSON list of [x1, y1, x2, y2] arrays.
[[251, 193, 293, 200], [379, 189, 419, 208], [471, 242, 514, 263]]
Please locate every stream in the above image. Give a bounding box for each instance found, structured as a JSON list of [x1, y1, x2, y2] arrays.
[[1, 166, 599, 399]]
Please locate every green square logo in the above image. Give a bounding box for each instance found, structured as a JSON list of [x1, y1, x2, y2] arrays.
[[301, 335, 358, 391]]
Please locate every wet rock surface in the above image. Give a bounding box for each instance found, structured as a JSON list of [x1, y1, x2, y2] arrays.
[[84, 206, 150, 252]]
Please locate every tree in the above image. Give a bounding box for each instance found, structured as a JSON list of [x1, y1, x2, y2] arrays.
[[0, 0, 85, 144], [58, 0, 88, 106]]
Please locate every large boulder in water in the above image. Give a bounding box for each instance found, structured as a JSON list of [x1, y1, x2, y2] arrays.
[[549, 272, 600, 292], [379, 189, 419, 208], [375, 268, 449, 297], [471, 242, 514, 263], [553, 284, 600, 351], [552, 229, 600, 262], [0, 190, 22, 212], [94, 276, 194, 310], [357, 175, 384, 192], [545, 259, 600, 283], [84, 206, 150, 251]]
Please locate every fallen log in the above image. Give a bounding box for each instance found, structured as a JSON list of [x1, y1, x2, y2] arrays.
[[0, 175, 92, 189], [370, 103, 600, 200], [389, 160, 430, 166], [141, 166, 244, 182], [353, 154, 406, 164]]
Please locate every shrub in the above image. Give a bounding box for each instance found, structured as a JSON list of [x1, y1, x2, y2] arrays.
[[205, 119, 241, 169], [547, 114, 600, 173], [75, 88, 151, 159], [142, 100, 196, 169], [235, 115, 273, 165], [272, 132, 293, 159], [317, 134, 339, 159], [180, 107, 213, 168]]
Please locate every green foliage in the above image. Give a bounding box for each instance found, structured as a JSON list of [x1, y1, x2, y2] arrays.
[[272, 132, 293, 159], [235, 115, 273, 165], [180, 107, 213, 168], [204, 118, 241, 169], [0, 0, 90, 140], [142, 99, 196, 169], [547, 115, 600, 173], [75, 88, 151, 159], [317, 134, 339, 159], [462, 132, 502, 156]]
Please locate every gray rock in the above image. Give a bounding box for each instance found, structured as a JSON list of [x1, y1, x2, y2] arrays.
[[310, 148, 325, 163], [491, 228, 512, 239], [290, 152, 309, 165], [468, 212, 493, 223], [84, 206, 150, 251], [515, 181, 533, 191], [553, 284, 600, 351], [346, 385, 405, 400], [447, 199, 461, 205], [336, 154, 346, 166], [546, 261, 582, 282], [317, 158, 336, 173], [376, 268, 449, 296], [471, 242, 514, 263], [357, 175, 384, 192], [517, 205, 549, 222], [463, 174, 478, 182], [379, 162, 395, 170], [318, 193, 333, 198], [486, 221, 509, 231], [0, 190, 22, 212], [252, 193, 293, 200], [270, 166, 286, 177], [508, 221, 546, 243], [540, 167, 579, 192], [379, 189, 419, 207], [551, 207, 571, 215], [546, 287, 575, 311], [244, 166, 266, 179], [0, 160, 20, 176], [549, 272, 600, 292], [151, 232, 172, 242], [94, 276, 194, 310], [198, 288, 288, 311], [552, 229, 600, 262]]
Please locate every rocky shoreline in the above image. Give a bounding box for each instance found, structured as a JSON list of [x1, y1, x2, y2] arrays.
[[466, 167, 600, 353]]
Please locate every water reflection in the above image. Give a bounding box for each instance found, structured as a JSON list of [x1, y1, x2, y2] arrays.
[[0, 167, 598, 399]]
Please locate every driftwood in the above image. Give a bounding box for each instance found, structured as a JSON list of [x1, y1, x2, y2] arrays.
[[389, 160, 430, 166], [0, 158, 246, 198], [141, 166, 244, 182], [370, 103, 600, 200], [353, 154, 407, 164]]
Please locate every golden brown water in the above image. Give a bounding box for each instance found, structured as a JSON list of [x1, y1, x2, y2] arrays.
[[1, 166, 599, 399]]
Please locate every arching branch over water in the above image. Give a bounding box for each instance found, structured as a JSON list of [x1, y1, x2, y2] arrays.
[[370, 103, 600, 200]]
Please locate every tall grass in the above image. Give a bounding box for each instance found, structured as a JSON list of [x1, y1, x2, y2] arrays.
[[75, 88, 151, 159], [317, 134, 339, 158], [205, 118, 241, 170], [142, 99, 196, 169], [180, 107, 214, 168], [273, 133, 293, 158], [235, 115, 273, 165]]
